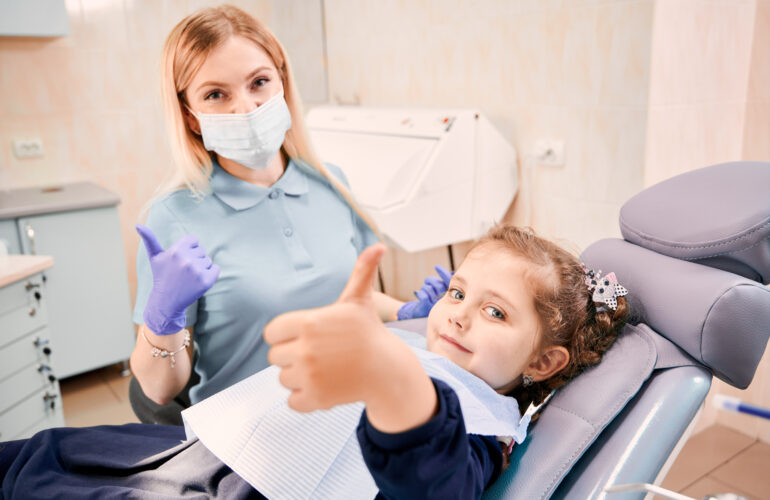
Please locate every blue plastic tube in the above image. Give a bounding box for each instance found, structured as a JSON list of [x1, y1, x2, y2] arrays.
[[713, 394, 770, 420]]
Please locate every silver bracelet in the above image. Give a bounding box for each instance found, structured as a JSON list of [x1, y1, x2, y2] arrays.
[[141, 326, 191, 369]]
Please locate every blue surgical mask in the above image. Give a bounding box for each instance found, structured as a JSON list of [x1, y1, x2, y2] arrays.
[[192, 91, 292, 170]]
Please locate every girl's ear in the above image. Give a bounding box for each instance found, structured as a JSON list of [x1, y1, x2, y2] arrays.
[[527, 346, 569, 382]]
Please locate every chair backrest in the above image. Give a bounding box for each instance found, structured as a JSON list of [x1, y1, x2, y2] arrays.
[[482, 161, 770, 499]]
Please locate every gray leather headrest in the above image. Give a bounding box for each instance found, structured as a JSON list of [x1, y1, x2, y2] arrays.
[[619, 161, 770, 284], [582, 238, 770, 388]]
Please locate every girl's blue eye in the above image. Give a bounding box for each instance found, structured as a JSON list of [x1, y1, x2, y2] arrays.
[[484, 306, 505, 320], [449, 288, 464, 300], [204, 91, 223, 101], [252, 78, 268, 88]]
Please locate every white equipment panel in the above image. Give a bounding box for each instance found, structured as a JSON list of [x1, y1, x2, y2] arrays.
[[306, 107, 518, 252]]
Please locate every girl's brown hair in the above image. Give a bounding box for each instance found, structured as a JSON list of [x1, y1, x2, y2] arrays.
[[474, 225, 629, 410]]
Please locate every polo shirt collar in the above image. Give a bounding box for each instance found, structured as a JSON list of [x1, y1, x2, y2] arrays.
[[211, 158, 309, 211]]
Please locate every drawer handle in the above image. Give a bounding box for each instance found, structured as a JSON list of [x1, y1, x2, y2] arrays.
[[43, 392, 58, 410], [26, 224, 36, 255], [29, 307, 36, 317], [33, 337, 49, 347], [37, 364, 57, 383], [25, 281, 41, 292]]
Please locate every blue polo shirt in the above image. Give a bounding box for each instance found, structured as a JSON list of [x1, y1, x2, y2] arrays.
[[133, 159, 377, 403]]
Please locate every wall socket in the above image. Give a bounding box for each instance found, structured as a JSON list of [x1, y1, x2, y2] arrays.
[[533, 139, 565, 166], [12, 138, 45, 159]]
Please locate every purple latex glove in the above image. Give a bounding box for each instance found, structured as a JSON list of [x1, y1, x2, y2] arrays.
[[397, 264, 454, 320], [137, 224, 220, 335]]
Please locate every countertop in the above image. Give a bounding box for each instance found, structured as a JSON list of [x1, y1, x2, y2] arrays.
[[0, 254, 54, 288], [0, 182, 120, 219]]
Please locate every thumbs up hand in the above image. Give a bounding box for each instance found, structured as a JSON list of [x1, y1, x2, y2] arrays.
[[265, 243, 388, 412], [266, 244, 438, 432], [136, 224, 220, 336]]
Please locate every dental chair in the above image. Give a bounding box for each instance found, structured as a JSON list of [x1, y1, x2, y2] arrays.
[[392, 161, 770, 499]]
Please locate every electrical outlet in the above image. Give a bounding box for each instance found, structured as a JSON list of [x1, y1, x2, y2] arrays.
[[533, 139, 565, 166], [12, 138, 45, 159]]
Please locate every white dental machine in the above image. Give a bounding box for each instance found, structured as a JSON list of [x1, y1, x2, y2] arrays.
[[306, 107, 518, 254]]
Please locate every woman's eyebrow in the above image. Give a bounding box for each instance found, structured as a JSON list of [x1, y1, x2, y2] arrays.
[[244, 66, 273, 82], [195, 66, 274, 92]]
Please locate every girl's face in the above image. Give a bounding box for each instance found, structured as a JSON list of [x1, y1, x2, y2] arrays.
[[426, 245, 543, 394], [185, 35, 283, 115]]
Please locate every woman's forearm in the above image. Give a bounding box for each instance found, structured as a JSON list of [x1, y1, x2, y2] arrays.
[[129, 324, 193, 405], [372, 291, 404, 322]]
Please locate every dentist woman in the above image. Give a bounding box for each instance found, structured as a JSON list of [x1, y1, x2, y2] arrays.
[[129, 5, 450, 424]]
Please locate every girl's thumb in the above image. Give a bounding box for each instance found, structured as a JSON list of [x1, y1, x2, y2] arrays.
[[338, 243, 386, 303]]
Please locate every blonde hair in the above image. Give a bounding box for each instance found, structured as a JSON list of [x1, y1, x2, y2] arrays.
[[155, 5, 377, 233]]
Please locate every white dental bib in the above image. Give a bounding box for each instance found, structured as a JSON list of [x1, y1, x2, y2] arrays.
[[182, 329, 530, 500]]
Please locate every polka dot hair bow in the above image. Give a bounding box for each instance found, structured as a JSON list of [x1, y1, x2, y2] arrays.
[[582, 266, 628, 312]]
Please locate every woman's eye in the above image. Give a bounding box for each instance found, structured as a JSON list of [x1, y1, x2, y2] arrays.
[[252, 78, 268, 89], [484, 306, 505, 320], [204, 91, 223, 101], [449, 288, 464, 300]]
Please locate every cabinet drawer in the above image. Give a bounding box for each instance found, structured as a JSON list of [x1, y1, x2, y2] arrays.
[[0, 387, 61, 441], [0, 362, 56, 413], [0, 279, 47, 348], [12, 408, 65, 440], [0, 328, 52, 381], [0, 273, 43, 316]]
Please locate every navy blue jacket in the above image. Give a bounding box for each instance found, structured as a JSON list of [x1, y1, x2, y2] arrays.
[[359, 378, 505, 500]]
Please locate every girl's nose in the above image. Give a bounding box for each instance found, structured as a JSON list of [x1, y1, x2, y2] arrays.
[[448, 307, 469, 331]]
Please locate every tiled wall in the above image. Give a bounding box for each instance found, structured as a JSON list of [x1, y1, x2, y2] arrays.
[[1, 0, 767, 440]]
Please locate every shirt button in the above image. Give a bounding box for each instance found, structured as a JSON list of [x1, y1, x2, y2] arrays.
[[268, 190, 279, 200], [283, 227, 293, 237]]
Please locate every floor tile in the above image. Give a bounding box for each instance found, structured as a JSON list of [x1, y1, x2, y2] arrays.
[[681, 476, 757, 500], [64, 397, 138, 428], [661, 424, 757, 491], [60, 370, 120, 418], [710, 441, 770, 500], [99, 362, 132, 402]]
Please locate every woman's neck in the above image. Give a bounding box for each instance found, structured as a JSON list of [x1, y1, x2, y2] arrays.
[[217, 153, 287, 187]]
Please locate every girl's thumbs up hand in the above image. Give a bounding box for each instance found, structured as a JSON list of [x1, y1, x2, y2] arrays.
[[265, 244, 394, 412]]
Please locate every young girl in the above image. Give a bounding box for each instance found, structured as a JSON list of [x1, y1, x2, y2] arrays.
[[264, 224, 629, 498], [0, 225, 628, 499]]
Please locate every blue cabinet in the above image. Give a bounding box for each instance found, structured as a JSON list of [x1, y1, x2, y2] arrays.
[[0, 183, 134, 378]]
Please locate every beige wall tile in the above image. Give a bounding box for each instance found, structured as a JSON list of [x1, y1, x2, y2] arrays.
[[79, 0, 129, 49], [596, 0, 654, 107], [743, 102, 770, 160], [644, 102, 746, 187], [747, 0, 770, 102], [586, 107, 648, 204], [649, 0, 754, 106]]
